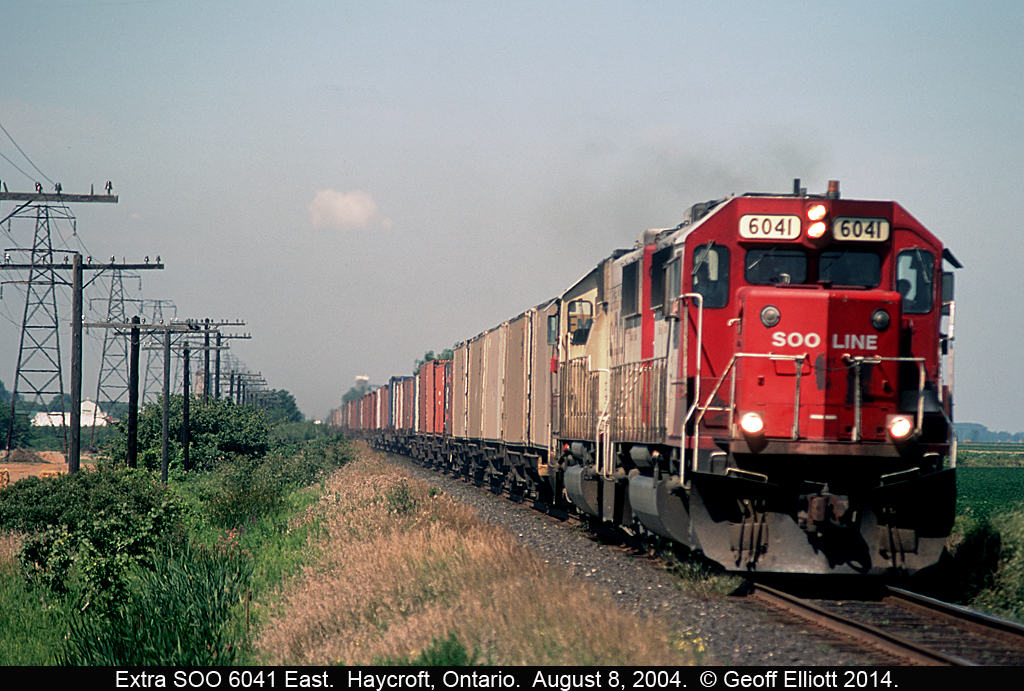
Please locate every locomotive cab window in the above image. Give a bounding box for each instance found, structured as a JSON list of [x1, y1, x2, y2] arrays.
[[567, 299, 594, 345], [819, 250, 881, 288], [745, 247, 807, 285], [692, 243, 730, 308], [897, 249, 935, 314]]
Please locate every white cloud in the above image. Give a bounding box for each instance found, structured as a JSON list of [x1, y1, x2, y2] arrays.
[[308, 188, 389, 231]]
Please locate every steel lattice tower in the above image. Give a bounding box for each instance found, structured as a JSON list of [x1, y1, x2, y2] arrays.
[[141, 299, 179, 404], [89, 269, 145, 440], [5, 203, 73, 452]]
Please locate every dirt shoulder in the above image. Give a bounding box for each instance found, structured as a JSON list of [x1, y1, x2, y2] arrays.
[[2, 451, 69, 484]]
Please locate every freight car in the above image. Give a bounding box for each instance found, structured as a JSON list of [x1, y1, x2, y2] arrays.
[[336, 180, 959, 576]]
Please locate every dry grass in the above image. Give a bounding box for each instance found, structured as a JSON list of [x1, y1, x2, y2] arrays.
[[255, 443, 697, 666], [0, 531, 23, 571]]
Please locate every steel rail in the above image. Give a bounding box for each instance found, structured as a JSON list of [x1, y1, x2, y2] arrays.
[[886, 586, 1024, 646], [749, 584, 974, 666]]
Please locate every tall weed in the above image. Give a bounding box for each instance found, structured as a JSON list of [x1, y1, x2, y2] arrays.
[[60, 535, 254, 665]]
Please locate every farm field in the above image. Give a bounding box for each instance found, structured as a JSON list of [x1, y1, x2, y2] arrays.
[[957, 442, 1024, 468], [955, 443, 1024, 521], [956, 467, 1024, 521]]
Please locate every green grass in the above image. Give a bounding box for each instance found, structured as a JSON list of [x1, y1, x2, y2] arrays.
[[0, 563, 68, 665], [943, 463, 1024, 623]]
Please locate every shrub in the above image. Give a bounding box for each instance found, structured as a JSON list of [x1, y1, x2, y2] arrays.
[[0, 466, 178, 535], [104, 396, 270, 472], [0, 468, 185, 608]]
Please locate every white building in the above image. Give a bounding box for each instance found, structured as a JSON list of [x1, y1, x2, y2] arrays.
[[31, 400, 111, 427]]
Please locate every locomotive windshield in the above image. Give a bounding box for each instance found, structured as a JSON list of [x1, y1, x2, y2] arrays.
[[819, 250, 881, 288], [745, 248, 807, 285]]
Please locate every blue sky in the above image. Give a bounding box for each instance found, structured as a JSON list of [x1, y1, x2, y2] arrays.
[[2, 0, 1023, 429]]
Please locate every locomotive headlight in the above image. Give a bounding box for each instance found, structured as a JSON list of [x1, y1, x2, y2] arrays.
[[740, 412, 766, 436], [807, 203, 827, 221], [760, 305, 781, 328], [887, 415, 914, 441], [871, 309, 891, 331], [807, 221, 827, 239]]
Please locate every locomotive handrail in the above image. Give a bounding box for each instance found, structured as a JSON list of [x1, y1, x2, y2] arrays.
[[674, 292, 703, 490], [944, 300, 957, 468], [686, 351, 808, 484], [843, 355, 926, 441]]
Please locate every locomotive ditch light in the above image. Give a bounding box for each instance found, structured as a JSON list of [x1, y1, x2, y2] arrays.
[[887, 415, 915, 442], [740, 412, 766, 436]]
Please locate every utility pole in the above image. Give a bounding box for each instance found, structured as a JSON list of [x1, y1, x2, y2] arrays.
[[182, 343, 190, 472], [214, 333, 251, 399], [129, 323, 238, 481], [119, 321, 229, 482], [127, 316, 141, 467]]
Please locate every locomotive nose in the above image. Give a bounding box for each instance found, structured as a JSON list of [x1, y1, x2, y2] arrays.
[[736, 286, 902, 444]]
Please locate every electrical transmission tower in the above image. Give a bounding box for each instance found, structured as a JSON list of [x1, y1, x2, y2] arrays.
[[1, 188, 116, 452], [90, 268, 145, 441], [141, 299, 178, 404]]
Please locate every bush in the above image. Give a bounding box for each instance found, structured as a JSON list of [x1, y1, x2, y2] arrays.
[[104, 396, 270, 472], [0, 469, 186, 608], [0, 466, 179, 535]]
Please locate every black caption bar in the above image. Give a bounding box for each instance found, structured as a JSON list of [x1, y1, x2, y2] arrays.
[[10, 666, 1000, 689]]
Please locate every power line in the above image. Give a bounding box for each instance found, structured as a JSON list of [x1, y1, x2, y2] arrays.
[[0, 118, 54, 187]]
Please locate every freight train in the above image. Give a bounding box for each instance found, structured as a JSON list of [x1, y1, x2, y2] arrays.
[[334, 180, 960, 575]]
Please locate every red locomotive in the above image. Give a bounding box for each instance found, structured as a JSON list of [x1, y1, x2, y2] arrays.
[[335, 180, 959, 575]]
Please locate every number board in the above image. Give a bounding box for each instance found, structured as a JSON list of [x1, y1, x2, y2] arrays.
[[739, 215, 801, 240], [833, 217, 890, 242]]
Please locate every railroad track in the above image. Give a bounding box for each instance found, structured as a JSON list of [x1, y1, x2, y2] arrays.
[[749, 583, 1024, 665]]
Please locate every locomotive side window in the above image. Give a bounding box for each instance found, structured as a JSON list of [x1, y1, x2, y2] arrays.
[[819, 250, 881, 288], [745, 248, 807, 285], [567, 299, 594, 344], [692, 243, 730, 308], [649, 247, 672, 314], [897, 249, 935, 314], [664, 256, 681, 314], [622, 260, 640, 317]]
